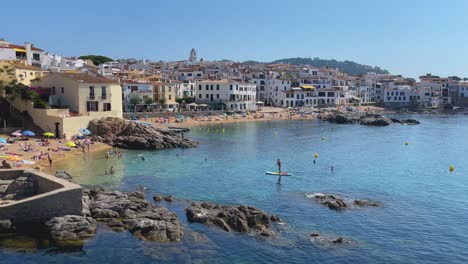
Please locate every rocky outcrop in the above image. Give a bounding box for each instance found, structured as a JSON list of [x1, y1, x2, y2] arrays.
[[309, 232, 353, 248], [45, 215, 97, 246], [318, 111, 419, 127], [85, 189, 183, 242], [55, 170, 73, 182], [308, 193, 380, 210], [186, 202, 276, 236], [88, 117, 198, 150]]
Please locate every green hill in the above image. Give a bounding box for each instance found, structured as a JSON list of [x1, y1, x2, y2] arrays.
[[244, 57, 389, 75]]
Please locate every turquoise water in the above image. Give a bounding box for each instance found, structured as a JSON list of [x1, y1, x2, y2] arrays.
[[2, 116, 468, 263]]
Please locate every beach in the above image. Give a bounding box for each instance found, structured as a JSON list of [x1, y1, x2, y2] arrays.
[[0, 135, 112, 172]]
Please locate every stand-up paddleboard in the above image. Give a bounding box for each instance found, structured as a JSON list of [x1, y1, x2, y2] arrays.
[[265, 171, 292, 176]]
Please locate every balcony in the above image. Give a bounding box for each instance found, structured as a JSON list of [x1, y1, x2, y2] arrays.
[[88, 95, 95, 100], [101, 95, 108, 100]]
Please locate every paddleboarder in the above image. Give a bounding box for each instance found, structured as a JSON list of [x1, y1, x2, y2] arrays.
[[277, 159, 282, 184]]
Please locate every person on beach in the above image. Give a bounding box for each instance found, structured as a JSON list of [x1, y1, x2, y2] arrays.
[[105, 151, 110, 159], [276, 158, 282, 184], [47, 153, 52, 167]]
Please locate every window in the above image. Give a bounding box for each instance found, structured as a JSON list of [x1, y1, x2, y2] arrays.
[[199, 85, 202, 90], [199, 94, 202, 99], [101, 86, 107, 99], [89, 86, 95, 99], [210, 85, 213, 90], [33, 53, 40, 61], [61, 87, 64, 94], [168, 86, 171, 92], [206, 85, 209, 90], [216, 94, 220, 99], [169, 95, 172, 100], [216, 85, 219, 90], [52, 86, 56, 95], [103, 103, 111, 111], [230, 85, 233, 90]]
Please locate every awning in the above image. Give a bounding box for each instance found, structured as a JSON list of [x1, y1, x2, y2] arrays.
[[256, 101, 264, 104], [14, 48, 26, 52], [301, 85, 315, 89]]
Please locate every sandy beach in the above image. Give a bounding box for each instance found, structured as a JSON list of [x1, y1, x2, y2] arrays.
[[0, 135, 112, 172]]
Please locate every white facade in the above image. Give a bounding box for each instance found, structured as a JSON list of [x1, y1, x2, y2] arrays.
[[196, 79, 257, 111], [383, 86, 411, 105]]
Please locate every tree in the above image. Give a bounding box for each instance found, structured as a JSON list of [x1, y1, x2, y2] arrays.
[[144, 97, 153, 109], [159, 98, 167, 105], [129, 96, 142, 106], [0, 65, 16, 93], [78, 55, 113, 66]]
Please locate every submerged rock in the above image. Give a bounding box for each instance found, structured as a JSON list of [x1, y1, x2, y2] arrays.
[[186, 202, 276, 236], [45, 215, 97, 246], [308, 193, 380, 210], [88, 117, 198, 150], [86, 189, 182, 242]]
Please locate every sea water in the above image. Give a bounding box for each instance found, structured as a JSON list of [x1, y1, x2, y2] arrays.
[[2, 115, 468, 263]]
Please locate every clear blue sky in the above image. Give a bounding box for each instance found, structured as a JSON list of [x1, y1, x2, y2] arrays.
[[2, 0, 467, 78]]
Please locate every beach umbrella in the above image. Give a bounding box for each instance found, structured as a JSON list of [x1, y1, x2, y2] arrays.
[[66, 142, 76, 147], [79, 128, 91, 136], [43, 132, 55, 138], [11, 132, 22, 137], [22, 130, 35, 137], [0, 138, 6, 144]]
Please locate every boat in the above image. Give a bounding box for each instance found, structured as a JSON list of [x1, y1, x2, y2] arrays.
[[265, 171, 292, 176]]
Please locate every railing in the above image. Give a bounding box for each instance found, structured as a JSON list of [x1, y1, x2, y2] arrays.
[[88, 95, 95, 100], [101, 95, 108, 100]]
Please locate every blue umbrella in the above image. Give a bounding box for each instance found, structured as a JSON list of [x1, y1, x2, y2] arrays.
[[0, 138, 7, 144], [79, 128, 91, 136], [22, 130, 35, 137]]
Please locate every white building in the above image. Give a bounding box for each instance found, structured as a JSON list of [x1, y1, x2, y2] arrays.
[[383, 86, 411, 107], [196, 79, 257, 111]]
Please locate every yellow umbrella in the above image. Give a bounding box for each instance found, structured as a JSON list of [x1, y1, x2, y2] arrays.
[[43, 132, 55, 138], [4, 155, 21, 161], [66, 142, 76, 147]]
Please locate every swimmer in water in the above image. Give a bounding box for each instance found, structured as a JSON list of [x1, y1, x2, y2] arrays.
[[141, 156, 145, 161], [330, 166, 334, 173], [176, 154, 179, 158], [110, 166, 115, 174]]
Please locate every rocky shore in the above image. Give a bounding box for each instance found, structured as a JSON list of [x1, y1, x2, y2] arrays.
[[88, 117, 198, 150], [307, 193, 380, 210], [318, 110, 420, 126], [185, 202, 281, 237]]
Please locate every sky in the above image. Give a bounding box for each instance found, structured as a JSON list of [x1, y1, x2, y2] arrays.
[[2, 0, 467, 78]]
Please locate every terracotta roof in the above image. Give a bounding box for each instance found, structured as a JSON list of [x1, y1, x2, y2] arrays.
[[0, 43, 43, 51], [56, 73, 118, 84], [1, 60, 44, 71]]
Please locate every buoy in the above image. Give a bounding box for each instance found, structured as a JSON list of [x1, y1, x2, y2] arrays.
[[322, 137, 326, 141], [449, 165, 455, 172], [405, 141, 409, 146], [314, 153, 319, 159]]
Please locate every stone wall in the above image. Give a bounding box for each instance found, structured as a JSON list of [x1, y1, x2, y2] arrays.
[[0, 169, 83, 223]]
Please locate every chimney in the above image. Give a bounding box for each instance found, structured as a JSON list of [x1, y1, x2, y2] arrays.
[[25, 42, 32, 65]]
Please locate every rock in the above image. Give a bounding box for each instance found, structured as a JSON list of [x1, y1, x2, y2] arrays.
[[270, 215, 281, 222], [164, 195, 174, 202], [310, 233, 320, 237], [318, 110, 419, 127], [333, 237, 344, 244], [45, 215, 97, 246], [401, 119, 420, 125], [55, 170, 73, 182], [88, 117, 198, 150], [0, 219, 15, 234], [86, 189, 182, 242], [353, 199, 380, 207], [153, 195, 163, 202], [186, 202, 275, 235], [309, 193, 380, 210]]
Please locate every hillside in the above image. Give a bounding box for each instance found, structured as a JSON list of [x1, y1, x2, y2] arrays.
[[244, 57, 389, 75]]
